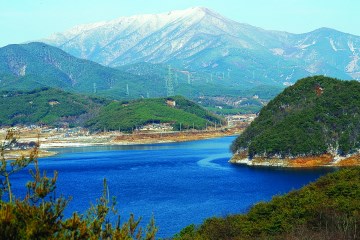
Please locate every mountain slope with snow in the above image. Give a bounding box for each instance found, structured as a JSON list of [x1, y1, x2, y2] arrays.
[[44, 7, 360, 86]]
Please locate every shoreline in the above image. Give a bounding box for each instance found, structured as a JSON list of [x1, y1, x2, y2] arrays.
[[23, 128, 243, 158], [229, 152, 360, 168]]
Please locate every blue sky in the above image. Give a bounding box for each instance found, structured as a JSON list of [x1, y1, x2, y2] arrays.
[[0, 0, 357, 47]]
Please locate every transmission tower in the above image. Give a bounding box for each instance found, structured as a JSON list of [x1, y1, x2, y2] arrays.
[[126, 84, 129, 96], [93, 83, 97, 94], [166, 65, 175, 96]]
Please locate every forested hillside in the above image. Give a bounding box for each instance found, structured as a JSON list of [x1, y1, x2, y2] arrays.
[[0, 89, 224, 132], [231, 76, 360, 159], [0, 88, 108, 126], [176, 167, 360, 239], [0, 43, 169, 99], [0, 43, 282, 101], [85, 96, 224, 132]]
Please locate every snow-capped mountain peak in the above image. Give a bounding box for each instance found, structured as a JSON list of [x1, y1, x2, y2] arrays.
[[47, 7, 220, 42], [44, 7, 247, 65], [43, 7, 360, 83]]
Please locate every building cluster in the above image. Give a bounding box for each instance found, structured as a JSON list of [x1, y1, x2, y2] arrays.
[[226, 114, 257, 127], [0, 125, 90, 141], [137, 123, 173, 132], [42, 127, 90, 138]]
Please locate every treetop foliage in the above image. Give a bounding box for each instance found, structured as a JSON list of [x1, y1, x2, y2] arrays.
[[86, 95, 225, 132], [175, 167, 360, 239]]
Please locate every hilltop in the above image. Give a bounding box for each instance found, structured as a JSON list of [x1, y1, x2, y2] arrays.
[[230, 76, 360, 167], [85, 96, 224, 132]]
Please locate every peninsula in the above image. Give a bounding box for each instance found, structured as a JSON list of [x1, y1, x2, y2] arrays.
[[230, 76, 360, 167]]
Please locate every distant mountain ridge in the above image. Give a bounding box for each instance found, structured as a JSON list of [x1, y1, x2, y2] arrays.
[[43, 7, 360, 87], [0, 42, 194, 99], [0, 43, 280, 100]]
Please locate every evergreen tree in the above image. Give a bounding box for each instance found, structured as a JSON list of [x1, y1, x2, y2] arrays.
[[0, 130, 157, 239]]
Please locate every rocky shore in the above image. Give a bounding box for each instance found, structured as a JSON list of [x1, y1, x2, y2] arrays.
[[229, 152, 360, 167]]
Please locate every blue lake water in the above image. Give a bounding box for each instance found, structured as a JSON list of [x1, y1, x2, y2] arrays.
[[11, 136, 335, 237]]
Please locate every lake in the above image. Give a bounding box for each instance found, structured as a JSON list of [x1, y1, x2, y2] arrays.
[[11, 136, 335, 237]]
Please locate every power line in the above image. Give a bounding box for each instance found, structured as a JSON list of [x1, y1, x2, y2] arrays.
[[175, 72, 178, 86]]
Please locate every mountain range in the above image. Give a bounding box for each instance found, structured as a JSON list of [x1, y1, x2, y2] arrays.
[[44, 7, 360, 87], [0, 42, 281, 102], [0, 42, 152, 98], [0, 42, 212, 99]]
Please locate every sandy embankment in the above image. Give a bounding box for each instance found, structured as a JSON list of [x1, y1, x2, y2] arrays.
[[112, 129, 240, 144], [6, 127, 244, 159], [3, 149, 55, 160]]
